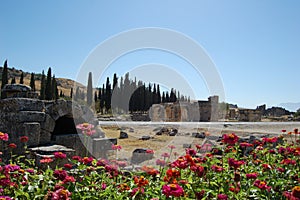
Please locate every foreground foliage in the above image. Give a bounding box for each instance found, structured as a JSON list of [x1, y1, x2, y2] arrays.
[[0, 128, 299, 199]]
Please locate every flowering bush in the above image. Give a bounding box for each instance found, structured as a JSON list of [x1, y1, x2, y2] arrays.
[[0, 128, 299, 199]]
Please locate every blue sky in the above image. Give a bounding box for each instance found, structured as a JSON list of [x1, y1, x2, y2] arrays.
[[1, 1, 300, 109]]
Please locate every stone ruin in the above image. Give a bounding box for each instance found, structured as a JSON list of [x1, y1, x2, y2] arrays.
[[0, 98, 117, 161]]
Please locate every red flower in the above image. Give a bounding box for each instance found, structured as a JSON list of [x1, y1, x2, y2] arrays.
[[72, 156, 82, 161], [262, 137, 278, 144], [223, 133, 239, 145], [186, 148, 197, 156], [228, 158, 245, 169], [54, 152, 67, 159], [166, 168, 181, 179], [282, 129, 287, 133], [292, 186, 300, 198], [97, 159, 109, 167], [281, 158, 297, 165], [162, 183, 184, 197], [20, 136, 29, 143], [63, 176, 75, 184], [134, 176, 149, 187], [240, 142, 253, 148], [8, 143, 17, 149], [211, 165, 224, 172], [246, 173, 258, 179], [294, 129, 299, 134], [141, 166, 159, 176], [53, 169, 68, 181], [82, 157, 94, 165], [64, 164, 73, 169], [254, 180, 271, 191], [168, 145, 176, 149], [0, 132, 9, 141], [190, 164, 205, 177]]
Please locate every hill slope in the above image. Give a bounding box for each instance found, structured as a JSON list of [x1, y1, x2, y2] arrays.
[[0, 67, 84, 97]]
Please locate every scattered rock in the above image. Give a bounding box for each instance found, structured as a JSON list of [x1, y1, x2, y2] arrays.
[[192, 132, 206, 139], [119, 131, 128, 139], [183, 144, 192, 148], [129, 128, 134, 133], [131, 148, 154, 164], [140, 136, 151, 140]]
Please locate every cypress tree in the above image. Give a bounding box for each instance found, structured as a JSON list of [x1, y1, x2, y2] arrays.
[[87, 72, 93, 106], [70, 88, 73, 98], [45, 67, 52, 100], [75, 87, 80, 101], [100, 84, 105, 114], [30, 73, 35, 91], [94, 91, 98, 103], [1, 60, 8, 89], [52, 75, 58, 100], [157, 84, 161, 104], [40, 70, 46, 100], [20, 72, 24, 84], [11, 77, 16, 84], [105, 77, 111, 113]]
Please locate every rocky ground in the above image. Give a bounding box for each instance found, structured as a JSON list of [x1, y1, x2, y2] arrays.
[[99, 122, 300, 166]]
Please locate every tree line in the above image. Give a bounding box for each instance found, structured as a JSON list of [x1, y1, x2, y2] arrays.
[[76, 72, 190, 114], [1, 60, 61, 100]]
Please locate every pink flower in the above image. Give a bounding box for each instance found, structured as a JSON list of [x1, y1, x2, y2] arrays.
[[146, 149, 154, 154], [111, 144, 122, 150], [156, 159, 166, 167], [217, 194, 228, 200], [4, 164, 20, 172], [161, 152, 170, 158], [0, 196, 12, 200], [131, 187, 144, 196], [0, 132, 9, 141], [40, 156, 53, 164], [76, 123, 95, 136], [162, 183, 184, 197], [168, 145, 176, 149], [101, 183, 107, 190], [54, 152, 67, 159]]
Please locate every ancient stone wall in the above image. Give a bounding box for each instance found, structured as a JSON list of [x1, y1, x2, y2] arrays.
[[0, 98, 98, 151]]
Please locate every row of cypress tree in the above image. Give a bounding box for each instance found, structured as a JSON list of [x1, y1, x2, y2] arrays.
[[80, 72, 189, 114], [0, 60, 58, 100]]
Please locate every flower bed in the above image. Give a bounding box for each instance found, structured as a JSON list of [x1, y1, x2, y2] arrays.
[[0, 128, 299, 199]]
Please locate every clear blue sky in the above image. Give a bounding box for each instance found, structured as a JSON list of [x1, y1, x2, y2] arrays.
[[1, 1, 300, 109]]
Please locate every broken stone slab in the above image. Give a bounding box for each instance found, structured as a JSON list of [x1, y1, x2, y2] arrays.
[[39, 130, 51, 145], [29, 144, 75, 155], [0, 98, 45, 112], [131, 148, 154, 164], [23, 122, 41, 146], [17, 111, 45, 122], [92, 138, 117, 158]]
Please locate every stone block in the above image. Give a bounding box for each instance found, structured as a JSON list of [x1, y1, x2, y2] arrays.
[[17, 111, 45, 122], [40, 130, 51, 145], [23, 122, 40, 146], [40, 114, 55, 132]]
